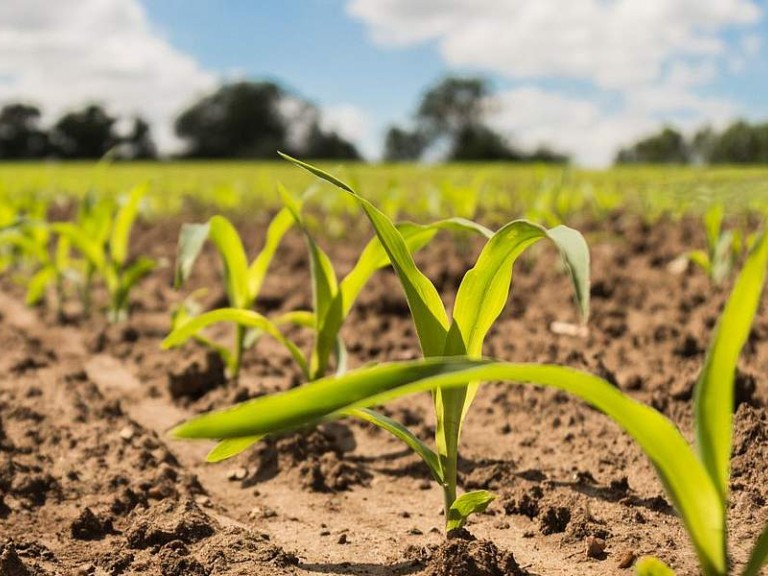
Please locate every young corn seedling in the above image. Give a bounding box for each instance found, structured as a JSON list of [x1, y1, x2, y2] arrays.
[[164, 185, 490, 390], [0, 212, 74, 319], [53, 185, 156, 322], [173, 225, 768, 575], [163, 205, 299, 379], [174, 155, 590, 533], [671, 204, 747, 284]]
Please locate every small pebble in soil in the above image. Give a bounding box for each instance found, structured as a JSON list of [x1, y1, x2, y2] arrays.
[[408, 528, 423, 535], [119, 426, 135, 441], [585, 536, 606, 559], [617, 550, 636, 569], [337, 533, 348, 544], [418, 480, 431, 490], [226, 467, 248, 481], [194, 496, 211, 508], [249, 505, 277, 519]]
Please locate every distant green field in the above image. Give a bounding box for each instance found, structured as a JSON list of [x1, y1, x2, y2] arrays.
[[1, 161, 767, 224]]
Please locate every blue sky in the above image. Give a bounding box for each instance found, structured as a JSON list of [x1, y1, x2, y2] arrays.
[[0, 0, 766, 164]]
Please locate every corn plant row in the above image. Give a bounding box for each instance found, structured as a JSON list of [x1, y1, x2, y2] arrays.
[[171, 157, 768, 576], [0, 158, 766, 574], [0, 185, 154, 322]]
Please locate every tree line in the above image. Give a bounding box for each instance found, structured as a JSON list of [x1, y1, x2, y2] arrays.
[[0, 104, 156, 161], [616, 122, 768, 165], [20, 75, 767, 164], [0, 75, 573, 163], [383, 77, 567, 163], [0, 81, 362, 162]]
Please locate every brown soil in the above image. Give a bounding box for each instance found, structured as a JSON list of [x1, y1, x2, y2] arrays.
[[1, 210, 767, 575]]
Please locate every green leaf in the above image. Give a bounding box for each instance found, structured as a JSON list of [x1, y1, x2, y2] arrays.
[[345, 407, 442, 483], [206, 436, 262, 463], [248, 206, 295, 298], [174, 222, 210, 289], [280, 153, 449, 357], [334, 333, 348, 376], [446, 490, 496, 532], [171, 357, 725, 576], [208, 216, 251, 309], [278, 185, 338, 329], [742, 520, 768, 576], [634, 556, 676, 576], [274, 310, 315, 328], [26, 266, 56, 305], [710, 230, 734, 284], [80, 196, 114, 247], [339, 218, 490, 318], [121, 257, 156, 292], [54, 233, 71, 270], [688, 249, 712, 274], [436, 221, 590, 508], [0, 229, 50, 263], [110, 184, 148, 266], [695, 230, 768, 507], [546, 225, 591, 322], [162, 308, 308, 378], [278, 184, 339, 378], [704, 204, 724, 253], [52, 222, 105, 270]]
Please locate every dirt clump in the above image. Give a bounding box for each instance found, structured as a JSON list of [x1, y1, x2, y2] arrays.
[[125, 499, 216, 549], [420, 531, 525, 576]]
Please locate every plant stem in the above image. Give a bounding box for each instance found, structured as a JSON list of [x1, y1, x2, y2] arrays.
[[231, 323, 246, 379]]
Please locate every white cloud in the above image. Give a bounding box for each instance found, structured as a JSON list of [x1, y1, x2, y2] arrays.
[[348, 0, 760, 89], [488, 86, 735, 166], [0, 0, 216, 151], [320, 104, 373, 156], [349, 0, 762, 164]]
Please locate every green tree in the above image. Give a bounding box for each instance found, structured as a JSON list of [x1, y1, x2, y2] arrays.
[[449, 125, 521, 162], [416, 77, 489, 141], [176, 82, 287, 159], [384, 76, 568, 163], [175, 81, 360, 160], [304, 124, 360, 160], [122, 117, 157, 160], [708, 121, 768, 164], [383, 126, 426, 161], [0, 103, 49, 160], [616, 127, 690, 164], [51, 105, 117, 159]]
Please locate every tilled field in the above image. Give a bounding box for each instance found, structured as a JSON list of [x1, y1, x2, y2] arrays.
[[1, 212, 767, 576]]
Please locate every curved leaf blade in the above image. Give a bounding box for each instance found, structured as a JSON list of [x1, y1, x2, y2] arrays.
[[162, 308, 308, 377], [175, 222, 210, 288], [111, 184, 148, 266], [248, 206, 295, 298], [279, 152, 449, 357], [346, 407, 443, 483], [206, 436, 262, 463], [52, 222, 105, 270], [635, 556, 676, 576], [171, 357, 724, 576], [695, 230, 768, 505], [446, 490, 495, 532], [208, 216, 251, 309]]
